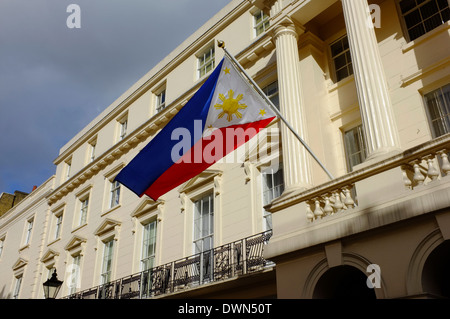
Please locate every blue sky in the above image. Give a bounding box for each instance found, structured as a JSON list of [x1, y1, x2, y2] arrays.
[[0, 0, 231, 194]]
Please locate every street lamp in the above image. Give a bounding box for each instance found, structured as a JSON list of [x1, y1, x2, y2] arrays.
[[43, 270, 64, 299]]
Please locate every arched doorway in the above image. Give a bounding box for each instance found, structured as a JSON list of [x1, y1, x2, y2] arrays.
[[422, 240, 450, 298], [313, 265, 376, 299]]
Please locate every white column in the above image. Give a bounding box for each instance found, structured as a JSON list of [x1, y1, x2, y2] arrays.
[[341, 0, 402, 161], [273, 19, 313, 191]]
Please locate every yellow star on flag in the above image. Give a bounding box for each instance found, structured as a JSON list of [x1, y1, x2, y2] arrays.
[[223, 67, 231, 74], [259, 109, 267, 116]]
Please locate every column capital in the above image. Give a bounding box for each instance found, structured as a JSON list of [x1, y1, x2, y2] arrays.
[[272, 17, 305, 41]]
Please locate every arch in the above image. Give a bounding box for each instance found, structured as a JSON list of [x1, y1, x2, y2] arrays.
[[422, 240, 450, 298], [312, 265, 377, 299], [303, 253, 386, 299], [406, 229, 444, 296]]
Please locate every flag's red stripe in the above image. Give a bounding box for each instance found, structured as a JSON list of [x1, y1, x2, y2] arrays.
[[142, 117, 275, 200]]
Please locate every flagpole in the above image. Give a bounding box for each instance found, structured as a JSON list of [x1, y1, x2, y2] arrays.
[[218, 40, 335, 181]]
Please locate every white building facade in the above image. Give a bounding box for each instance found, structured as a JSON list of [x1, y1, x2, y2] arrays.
[[1, 0, 450, 299]]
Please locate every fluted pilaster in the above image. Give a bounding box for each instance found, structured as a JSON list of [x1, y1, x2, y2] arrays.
[[273, 19, 313, 191], [341, 0, 401, 161]]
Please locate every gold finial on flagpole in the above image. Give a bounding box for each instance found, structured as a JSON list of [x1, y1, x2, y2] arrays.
[[218, 40, 225, 49]]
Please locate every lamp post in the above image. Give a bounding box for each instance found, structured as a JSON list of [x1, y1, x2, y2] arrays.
[[43, 270, 64, 299]]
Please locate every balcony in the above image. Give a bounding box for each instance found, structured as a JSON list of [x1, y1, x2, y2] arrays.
[[265, 134, 450, 260], [64, 231, 273, 299]]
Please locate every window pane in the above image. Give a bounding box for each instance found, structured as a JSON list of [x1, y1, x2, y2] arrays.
[[402, 0, 450, 41], [101, 240, 114, 284], [336, 68, 349, 82], [409, 23, 426, 40], [344, 126, 367, 171], [254, 10, 270, 36], [424, 14, 443, 31], [421, 0, 439, 19], [400, 0, 417, 14], [405, 9, 422, 28], [438, 0, 449, 9], [334, 54, 347, 70], [193, 194, 214, 254], [425, 84, 450, 137], [331, 36, 353, 82], [331, 41, 343, 57], [442, 7, 450, 21]]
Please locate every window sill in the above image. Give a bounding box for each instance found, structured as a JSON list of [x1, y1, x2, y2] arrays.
[[327, 74, 355, 93], [101, 204, 121, 217], [402, 21, 450, 54], [47, 238, 61, 247], [72, 223, 87, 233], [399, 55, 450, 88], [18, 244, 30, 252]]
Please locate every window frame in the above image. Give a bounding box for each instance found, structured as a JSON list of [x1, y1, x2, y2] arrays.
[[100, 239, 114, 285], [88, 138, 97, 163], [69, 254, 82, 295], [24, 218, 34, 246], [109, 180, 121, 209], [197, 45, 215, 79], [343, 124, 368, 172], [253, 9, 270, 37], [64, 158, 72, 181], [423, 83, 450, 138], [79, 197, 89, 226], [140, 220, 158, 272], [329, 34, 354, 83], [396, 0, 450, 42], [54, 211, 64, 240], [193, 193, 214, 255], [12, 275, 22, 299], [192, 192, 214, 283], [261, 164, 284, 231], [262, 81, 279, 110], [117, 113, 128, 142], [155, 89, 166, 114]]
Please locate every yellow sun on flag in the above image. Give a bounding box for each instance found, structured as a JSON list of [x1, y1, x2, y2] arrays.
[[214, 89, 248, 122]]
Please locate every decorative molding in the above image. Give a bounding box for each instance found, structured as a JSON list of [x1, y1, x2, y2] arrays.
[[180, 193, 188, 213], [64, 235, 87, 253], [399, 56, 450, 88], [40, 249, 60, 264], [237, 35, 275, 67], [12, 258, 28, 272], [94, 218, 121, 240], [178, 170, 223, 195]]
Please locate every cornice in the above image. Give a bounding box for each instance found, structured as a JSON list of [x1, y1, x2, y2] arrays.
[[235, 33, 276, 67], [47, 96, 187, 205], [0, 177, 54, 229]]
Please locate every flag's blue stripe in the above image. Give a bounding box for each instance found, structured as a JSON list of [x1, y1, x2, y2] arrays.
[[115, 59, 224, 197]]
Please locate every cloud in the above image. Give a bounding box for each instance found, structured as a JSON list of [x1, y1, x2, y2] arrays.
[[0, 0, 231, 194]]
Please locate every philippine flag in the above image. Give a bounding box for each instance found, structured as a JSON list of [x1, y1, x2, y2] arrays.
[[115, 56, 277, 200]]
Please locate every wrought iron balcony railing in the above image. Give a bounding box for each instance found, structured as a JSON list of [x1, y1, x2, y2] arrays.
[[64, 230, 273, 299]]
